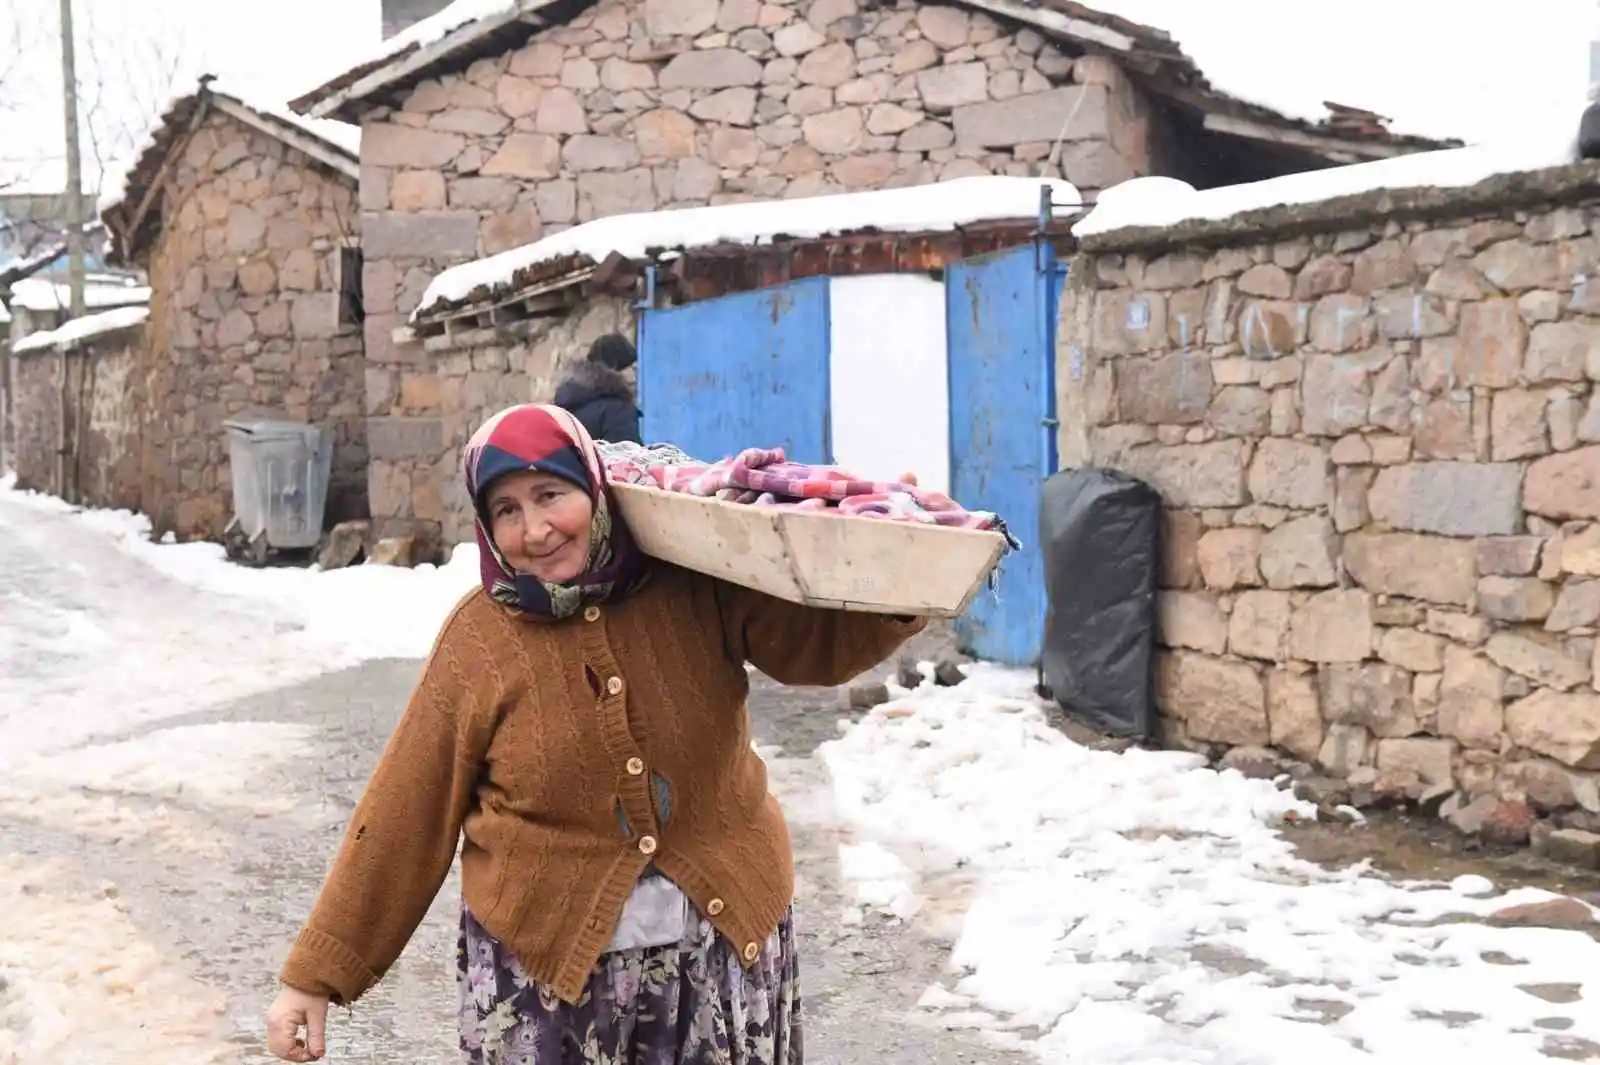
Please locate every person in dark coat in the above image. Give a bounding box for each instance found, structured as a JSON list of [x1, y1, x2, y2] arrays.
[[553, 333, 642, 444]]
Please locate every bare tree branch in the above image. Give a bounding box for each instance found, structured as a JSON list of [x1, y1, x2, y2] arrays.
[[0, 3, 193, 205], [0, 10, 49, 194], [76, 4, 195, 203]]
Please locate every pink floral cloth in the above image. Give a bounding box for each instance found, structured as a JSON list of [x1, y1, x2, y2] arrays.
[[603, 443, 1014, 541]]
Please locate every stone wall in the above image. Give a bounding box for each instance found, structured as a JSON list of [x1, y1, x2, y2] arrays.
[[370, 296, 632, 545], [1058, 197, 1600, 824], [11, 327, 144, 510], [141, 109, 365, 540]]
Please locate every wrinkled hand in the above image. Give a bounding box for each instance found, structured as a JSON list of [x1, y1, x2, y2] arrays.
[[266, 987, 329, 1062]]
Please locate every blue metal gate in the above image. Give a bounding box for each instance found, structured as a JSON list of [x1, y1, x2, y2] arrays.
[[946, 243, 1062, 666], [637, 278, 831, 463]]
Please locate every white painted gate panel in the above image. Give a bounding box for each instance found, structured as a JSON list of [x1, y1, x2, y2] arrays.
[[826, 274, 950, 493]]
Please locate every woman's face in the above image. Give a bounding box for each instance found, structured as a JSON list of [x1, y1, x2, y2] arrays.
[[485, 469, 594, 583]]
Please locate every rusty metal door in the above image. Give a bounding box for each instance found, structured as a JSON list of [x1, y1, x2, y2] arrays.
[[946, 243, 1062, 666], [637, 278, 831, 464]]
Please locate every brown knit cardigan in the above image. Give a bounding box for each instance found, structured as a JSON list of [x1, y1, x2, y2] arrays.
[[279, 563, 924, 1005]]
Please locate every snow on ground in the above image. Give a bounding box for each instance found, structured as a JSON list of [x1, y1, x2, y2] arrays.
[[0, 474, 478, 851], [0, 475, 474, 856], [0, 855, 234, 1065], [416, 176, 1081, 316], [1, 475, 479, 663], [11, 722, 313, 814], [0, 484, 425, 1065], [1073, 138, 1579, 239], [822, 665, 1600, 1063], [0, 720, 312, 875]]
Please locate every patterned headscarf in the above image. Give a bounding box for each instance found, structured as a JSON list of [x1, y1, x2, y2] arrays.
[[462, 403, 646, 620]]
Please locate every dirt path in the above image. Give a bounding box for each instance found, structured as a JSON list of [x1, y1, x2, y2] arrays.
[[749, 667, 1032, 1065], [1286, 812, 1600, 908], [0, 654, 1027, 1064]]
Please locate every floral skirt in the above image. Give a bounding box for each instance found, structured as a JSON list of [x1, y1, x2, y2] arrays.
[[456, 901, 803, 1065]]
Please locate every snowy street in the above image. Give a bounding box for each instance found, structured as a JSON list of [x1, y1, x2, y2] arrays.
[[0, 488, 1026, 1065], [4, 485, 1600, 1064]]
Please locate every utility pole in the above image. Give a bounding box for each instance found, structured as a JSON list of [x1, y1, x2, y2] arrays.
[[55, 0, 84, 499], [59, 0, 85, 317]]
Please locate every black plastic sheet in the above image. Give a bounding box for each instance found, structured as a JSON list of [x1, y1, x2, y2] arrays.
[[1038, 468, 1161, 740]]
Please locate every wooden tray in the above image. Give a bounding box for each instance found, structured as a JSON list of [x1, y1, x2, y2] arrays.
[[610, 481, 1007, 617]]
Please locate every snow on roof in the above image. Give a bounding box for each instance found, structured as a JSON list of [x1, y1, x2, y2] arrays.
[[1072, 137, 1580, 240], [375, 0, 518, 66], [1047, 0, 1583, 147], [11, 306, 150, 355], [415, 176, 1082, 318], [219, 80, 362, 158], [10, 276, 152, 314], [292, 0, 539, 118], [98, 77, 361, 213], [0, 299, 10, 325]]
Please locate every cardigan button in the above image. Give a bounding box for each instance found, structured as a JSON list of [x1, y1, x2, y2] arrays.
[[706, 898, 725, 916], [584, 606, 601, 622], [626, 757, 644, 776], [638, 835, 658, 856], [606, 676, 624, 695], [742, 941, 760, 963]]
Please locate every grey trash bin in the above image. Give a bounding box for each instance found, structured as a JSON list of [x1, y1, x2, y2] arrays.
[[223, 419, 333, 559]]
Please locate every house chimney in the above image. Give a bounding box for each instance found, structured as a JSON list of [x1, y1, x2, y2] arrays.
[[382, 0, 456, 39]]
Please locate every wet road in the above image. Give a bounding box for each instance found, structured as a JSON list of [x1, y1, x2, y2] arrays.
[[0, 494, 1023, 1064], [2, 662, 1029, 1064]]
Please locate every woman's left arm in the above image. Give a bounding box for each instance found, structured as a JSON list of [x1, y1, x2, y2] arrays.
[[714, 580, 928, 686]]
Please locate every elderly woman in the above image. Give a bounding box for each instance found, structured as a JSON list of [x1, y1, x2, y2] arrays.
[[266, 403, 924, 1065]]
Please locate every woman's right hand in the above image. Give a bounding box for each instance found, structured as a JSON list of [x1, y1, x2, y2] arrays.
[[266, 986, 330, 1062]]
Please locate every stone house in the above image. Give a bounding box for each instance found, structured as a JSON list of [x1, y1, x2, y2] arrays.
[[8, 307, 149, 508], [288, 0, 1451, 546], [100, 79, 368, 540], [1057, 158, 1600, 827]]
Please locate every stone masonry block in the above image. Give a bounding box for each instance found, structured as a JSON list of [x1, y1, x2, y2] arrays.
[[368, 416, 444, 461], [951, 86, 1109, 148], [1367, 462, 1523, 537], [362, 211, 481, 259]]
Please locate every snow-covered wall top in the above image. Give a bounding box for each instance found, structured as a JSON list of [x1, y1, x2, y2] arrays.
[[11, 306, 150, 355], [413, 176, 1081, 319], [1073, 140, 1587, 249], [10, 277, 151, 314]]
